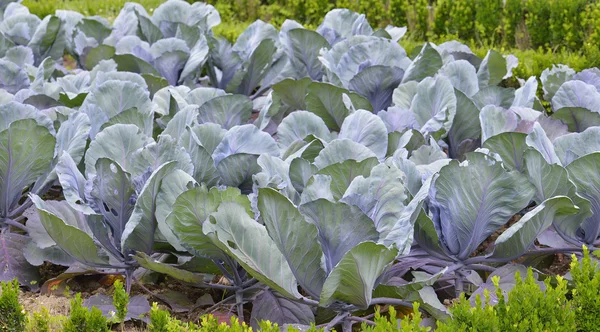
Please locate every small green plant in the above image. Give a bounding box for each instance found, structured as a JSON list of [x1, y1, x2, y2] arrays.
[[0, 279, 26, 332], [112, 279, 129, 326], [571, 246, 600, 332], [63, 293, 109, 332], [437, 268, 576, 332], [26, 307, 50, 332], [362, 303, 430, 332]]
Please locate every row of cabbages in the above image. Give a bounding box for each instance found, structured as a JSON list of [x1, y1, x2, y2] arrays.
[[1, 0, 600, 327]]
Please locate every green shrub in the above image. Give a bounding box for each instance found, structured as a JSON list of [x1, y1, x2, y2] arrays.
[[112, 279, 129, 325], [571, 246, 600, 332], [432, 0, 451, 38], [362, 304, 430, 332], [389, 0, 409, 27], [26, 308, 50, 332], [406, 0, 429, 40], [437, 268, 576, 332], [63, 293, 109, 332], [0, 279, 26, 332], [449, 0, 475, 41], [475, 0, 502, 45], [502, 0, 523, 48], [524, 0, 552, 49]]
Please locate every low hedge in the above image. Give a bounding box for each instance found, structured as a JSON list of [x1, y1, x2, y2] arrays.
[[2, 247, 599, 331]]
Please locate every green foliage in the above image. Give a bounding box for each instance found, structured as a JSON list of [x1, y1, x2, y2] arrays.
[[437, 268, 577, 332], [406, 0, 429, 40], [571, 246, 600, 332], [112, 279, 129, 324], [26, 308, 49, 332], [448, 0, 475, 41], [524, 0, 552, 48], [63, 293, 109, 332], [502, 0, 523, 47], [475, 0, 502, 44], [0, 280, 26, 332], [362, 304, 430, 332]]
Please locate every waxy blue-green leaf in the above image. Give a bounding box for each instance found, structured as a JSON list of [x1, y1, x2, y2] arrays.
[[319, 242, 397, 309], [428, 153, 535, 260], [492, 196, 578, 260], [31, 194, 109, 267], [166, 185, 249, 260], [552, 107, 600, 133], [299, 199, 378, 273], [205, 202, 300, 298], [0, 119, 55, 217], [313, 139, 376, 170], [258, 188, 326, 298], [338, 109, 388, 160]]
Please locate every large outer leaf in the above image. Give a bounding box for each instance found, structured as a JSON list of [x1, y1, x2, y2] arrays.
[[299, 199, 378, 273], [524, 149, 579, 203], [81, 80, 152, 137], [313, 139, 376, 170], [197, 94, 252, 129], [134, 252, 204, 284], [317, 158, 379, 201], [56, 154, 94, 214], [0, 119, 55, 217], [54, 112, 90, 163], [285, 28, 329, 80], [228, 38, 277, 95], [277, 111, 332, 150], [440, 60, 478, 97], [448, 90, 480, 159], [87, 158, 135, 245], [319, 242, 397, 309], [85, 124, 152, 175], [31, 195, 109, 267], [155, 169, 196, 251], [165, 185, 249, 260], [0, 230, 39, 289], [28, 15, 65, 65], [205, 202, 300, 298], [409, 75, 456, 138], [541, 64, 574, 101], [428, 153, 535, 260], [554, 127, 600, 166], [250, 289, 314, 329], [552, 80, 600, 113], [491, 196, 578, 261], [349, 65, 404, 113], [258, 188, 326, 299], [477, 50, 514, 87], [402, 43, 442, 83], [483, 132, 527, 171], [181, 127, 219, 187], [552, 107, 600, 133], [212, 124, 279, 166], [305, 82, 372, 131], [0, 59, 29, 94], [122, 162, 177, 255], [341, 164, 409, 240], [565, 152, 600, 244], [129, 134, 193, 177], [338, 110, 388, 160]]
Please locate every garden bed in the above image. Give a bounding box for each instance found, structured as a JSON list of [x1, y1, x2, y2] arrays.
[[1, 0, 600, 330]]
